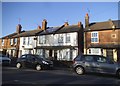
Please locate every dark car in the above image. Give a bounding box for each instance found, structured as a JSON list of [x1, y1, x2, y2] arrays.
[[73, 55, 120, 78], [16, 54, 53, 70]]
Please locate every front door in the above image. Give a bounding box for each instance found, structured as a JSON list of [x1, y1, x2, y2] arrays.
[[106, 49, 113, 60], [54, 50, 57, 60]]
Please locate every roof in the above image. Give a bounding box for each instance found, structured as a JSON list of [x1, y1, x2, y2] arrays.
[[0, 31, 25, 39], [1, 33, 17, 39], [37, 26, 61, 35], [37, 24, 83, 35], [13, 29, 42, 37], [55, 25, 82, 34], [85, 20, 120, 31]]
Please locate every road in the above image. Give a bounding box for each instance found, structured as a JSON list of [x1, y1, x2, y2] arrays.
[[2, 66, 120, 86]]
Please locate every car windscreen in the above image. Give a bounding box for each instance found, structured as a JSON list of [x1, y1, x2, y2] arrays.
[[34, 55, 49, 61]]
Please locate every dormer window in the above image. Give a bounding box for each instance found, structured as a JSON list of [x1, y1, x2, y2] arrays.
[[91, 32, 99, 43]]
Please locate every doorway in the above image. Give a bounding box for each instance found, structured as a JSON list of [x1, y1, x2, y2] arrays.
[[106, 49, 113, 60]]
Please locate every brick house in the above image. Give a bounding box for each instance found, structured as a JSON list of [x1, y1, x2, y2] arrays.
[[0, 24, 23, 58], [84, 13, 120, 62]]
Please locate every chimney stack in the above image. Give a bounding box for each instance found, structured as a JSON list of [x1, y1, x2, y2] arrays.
[[42, 19, 47, 30], [64, 22, 69, 26], [85, 13, 89, 27], [16, 24, 22, 34]]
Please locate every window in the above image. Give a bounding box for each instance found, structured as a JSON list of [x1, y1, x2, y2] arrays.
[[84, 56, 94, 62], [91, 32, 99, 43], [21, 55, 26, 59], [58, 34, 63, 43], [28, 37, 30, 45], [89, 48, 102, 55], [14, 38, 17, 45], [95, 56, 107, 63], [23, 37, 26, 45], [66, 34, 71, 43], [2, 39, 4, 46], [10, 39, 13, 45], [39, 36, 46, 44]]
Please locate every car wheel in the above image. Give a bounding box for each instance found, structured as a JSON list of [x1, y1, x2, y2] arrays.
[[16, 63, 22, 69], [75, 66, 84, 75], [116, 70, 120, 79], [36, 64, 42, 71]]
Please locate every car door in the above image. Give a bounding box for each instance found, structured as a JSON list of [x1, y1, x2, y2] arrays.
[[26, 55, 36, 68], [94, 56, 116, 74], [83, 55, 97, 72], [19, 55, 27, 66]]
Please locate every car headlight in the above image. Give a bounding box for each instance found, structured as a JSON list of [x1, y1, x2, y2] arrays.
[[42, 61, 49, 65]]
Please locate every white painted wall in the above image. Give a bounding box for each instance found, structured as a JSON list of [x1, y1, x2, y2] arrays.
[[19, 36, 37, 56], [37, 32, 78, 47]]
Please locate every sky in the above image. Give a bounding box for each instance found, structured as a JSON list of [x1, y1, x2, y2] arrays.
[[1, 1, 119, 37]]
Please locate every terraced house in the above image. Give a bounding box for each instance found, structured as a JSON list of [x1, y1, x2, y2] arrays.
[[84, 13, 120, 62], [12, 19, 84, 61], [36, 20, 84, 61], [13, 20, 44, 57], [0, 24, 24, 57]]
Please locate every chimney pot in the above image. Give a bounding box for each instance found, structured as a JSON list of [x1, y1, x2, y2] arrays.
[[64, 22, 69, 26], [37, 25, 41, 29], [78, 22, 82, 27]]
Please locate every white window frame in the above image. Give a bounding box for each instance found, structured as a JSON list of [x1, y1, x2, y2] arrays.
[[14, 38, 17, 45], [66, 33, 71, 43], [2, 39, 4, 46], [89, 48, 102, 55], [10, 39, 13, 45], [23, 37, 26, 45], [39, 36, 46, 44], [91, 32, 99, 43], [58, 34, 63, 43], [28, 37, 30, 45]]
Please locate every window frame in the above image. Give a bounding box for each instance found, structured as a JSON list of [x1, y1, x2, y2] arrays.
[[23, 37, 26, 45], [10, 38, 13, 45], [58, 34, 64, 43], [91, 32, 99, 43], [14, 38, 17, 45], [2, 39, 4, 46], [39, 36, 46, 44], [66, 33, 71, 43]]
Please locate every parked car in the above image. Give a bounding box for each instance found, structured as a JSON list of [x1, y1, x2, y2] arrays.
[[73, 55, 120, 78], [0, 54, 11, 66], [16, 54, 53, 70]]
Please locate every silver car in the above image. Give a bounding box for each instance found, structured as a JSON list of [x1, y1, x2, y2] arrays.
[[73, 55, 120, 78], [0, 54, 11, 66]]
